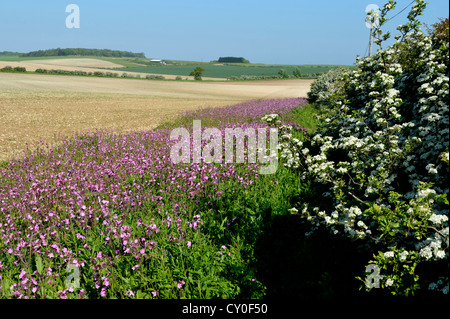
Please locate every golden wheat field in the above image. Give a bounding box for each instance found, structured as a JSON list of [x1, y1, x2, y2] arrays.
[[0, 72, 313, 162]]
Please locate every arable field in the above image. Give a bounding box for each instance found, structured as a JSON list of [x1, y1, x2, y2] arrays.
[[0, 72, 313, 162], [0, 60, 223, 81], [20, 58, 124, 69]]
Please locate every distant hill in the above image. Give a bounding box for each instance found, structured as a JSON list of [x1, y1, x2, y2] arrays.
[[19, 48, 146, 58]]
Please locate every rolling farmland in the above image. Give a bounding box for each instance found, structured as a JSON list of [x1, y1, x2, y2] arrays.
[[0, 55, 349, 79]]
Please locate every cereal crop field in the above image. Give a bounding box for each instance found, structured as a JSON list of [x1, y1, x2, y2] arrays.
[[0, 72, 313, 162]]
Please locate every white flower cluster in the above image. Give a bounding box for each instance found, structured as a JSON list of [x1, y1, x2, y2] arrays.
[[428, 213, 448, 225], [416, 227, 449, 260], [261, 113, 281, 126], [270, 0, 449, 296], [275, 124, 305, 170], [307, 68, 349, 105]]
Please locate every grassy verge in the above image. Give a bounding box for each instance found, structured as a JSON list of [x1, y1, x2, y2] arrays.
[[0, 99, 369, 299], [290, 103, 327, 135]]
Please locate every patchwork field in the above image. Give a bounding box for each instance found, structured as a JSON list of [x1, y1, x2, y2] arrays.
[[0, 72, 313, 162], [0, 60, 223, 80], [23, 58, 125, 69], [0, 56, 349, 80]]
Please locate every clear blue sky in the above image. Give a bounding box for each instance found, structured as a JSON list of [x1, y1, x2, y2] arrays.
[[0, 0, 448, 65]]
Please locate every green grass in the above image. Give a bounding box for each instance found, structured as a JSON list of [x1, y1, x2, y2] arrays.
[[0, 160, 8, 169], [290, 103, 329, 135], [0, 56, 22, 62]]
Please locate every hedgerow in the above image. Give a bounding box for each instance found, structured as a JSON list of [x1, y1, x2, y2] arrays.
[[0, 66, 27, 73], [268, 0, 449, 296], [307, 67, 348, 106]]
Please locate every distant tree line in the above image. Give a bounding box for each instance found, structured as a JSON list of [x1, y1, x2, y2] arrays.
[[217, 57, 250, 64], [1, 65, 168, 80], [227, 68, 326, 81], [19, 48, 146, 58], [0, 51, 22, 56]]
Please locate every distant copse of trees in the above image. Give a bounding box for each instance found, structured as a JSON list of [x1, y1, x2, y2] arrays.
[[217, 57, 250, 64], [19, 48, 146, 58]]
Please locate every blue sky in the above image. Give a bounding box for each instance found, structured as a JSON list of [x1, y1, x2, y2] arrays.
[[0, 0, 448, 65]]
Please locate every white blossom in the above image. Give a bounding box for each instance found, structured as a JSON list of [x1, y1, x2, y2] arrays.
[[429, 213, 448, 225], [271, 8, 449, 296], [384, 251, 395, 258], [399, 251, 409, 261], [419, 247, 433, 259], [385, 278, 394, 287]]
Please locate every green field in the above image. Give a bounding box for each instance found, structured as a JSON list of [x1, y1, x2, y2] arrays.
[[114, 64, 347, 78]]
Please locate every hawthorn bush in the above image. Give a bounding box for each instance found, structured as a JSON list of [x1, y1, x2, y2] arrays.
[[269, 0, 449, 296], [306, 67, 348, 106]]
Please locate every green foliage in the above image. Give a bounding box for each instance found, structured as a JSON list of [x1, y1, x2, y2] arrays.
[[274, 0, 449, 296], [217, 57, 250, 63], [289, 103, 330, 136], [145, 74, 165, 80], [278, 69, 289, 79], [0, 66, 26, 73], [13, 66, 26, 72], [293, 67, 302, 78], [47, 69, 88, 76], [190, 67, 205, 80], [426, 17, 449, 46], [307, 67, 348, 105], [0, 66, 165, 80]]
